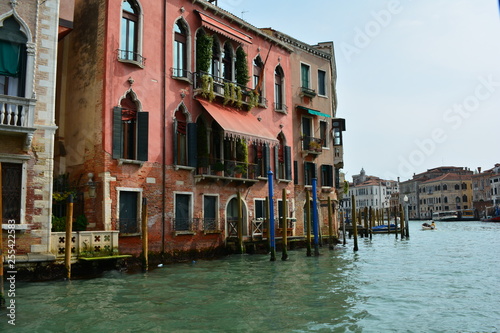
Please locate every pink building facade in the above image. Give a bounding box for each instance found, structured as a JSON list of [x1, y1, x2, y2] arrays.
[[56, 0, 298, 255]]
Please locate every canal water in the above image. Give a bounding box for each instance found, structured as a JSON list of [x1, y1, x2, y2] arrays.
[[2, 221, 499, 332]]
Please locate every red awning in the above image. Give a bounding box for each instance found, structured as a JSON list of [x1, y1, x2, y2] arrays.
[[197, 11, 252, 44], [197, 99, 277, 144]]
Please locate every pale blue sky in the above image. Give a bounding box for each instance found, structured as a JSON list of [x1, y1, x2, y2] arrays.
[[217, 0, 500, 181]]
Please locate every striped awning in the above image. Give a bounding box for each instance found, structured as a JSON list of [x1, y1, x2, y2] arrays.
[[197, 99, 277, 144]]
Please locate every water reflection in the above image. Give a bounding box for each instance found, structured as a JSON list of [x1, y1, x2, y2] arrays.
[[1, 222, 499, 332]]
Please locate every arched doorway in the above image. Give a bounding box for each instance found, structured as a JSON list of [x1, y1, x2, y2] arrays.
[[226, 196, 247, 238]]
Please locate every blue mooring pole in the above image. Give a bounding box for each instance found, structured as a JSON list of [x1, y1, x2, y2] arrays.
[[268, 170, 276, 261], [312, 178, 320, 256]]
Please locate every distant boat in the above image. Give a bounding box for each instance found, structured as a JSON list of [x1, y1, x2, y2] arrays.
[[481, 216, 500, 222], [481, 206, 500, 222], [432, 211, 458, 221], [432, 209, 475, 221]]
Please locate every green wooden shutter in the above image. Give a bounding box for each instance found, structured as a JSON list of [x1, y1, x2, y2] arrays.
[[293, 160, 298, 185], [173, 119, 178, 165], [274, 144, 279, 180], [264, 143, 270, 175], [187, 122, 197, 167], [285, 146, 292, 180], [112, 107, 123, 159], [137, 111, 149, 161]]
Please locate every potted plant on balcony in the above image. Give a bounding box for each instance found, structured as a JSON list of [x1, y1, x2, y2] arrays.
[[308, 141, 322, 152], [213, 161, 225, 176]]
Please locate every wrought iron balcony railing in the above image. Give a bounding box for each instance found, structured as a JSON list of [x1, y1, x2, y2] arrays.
[[196, 158, 261, 181], [117, 49, 146, 67], [172, 218, 199, 233]]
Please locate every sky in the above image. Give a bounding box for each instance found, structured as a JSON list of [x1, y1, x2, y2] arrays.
[[216, 0, 500, 182]]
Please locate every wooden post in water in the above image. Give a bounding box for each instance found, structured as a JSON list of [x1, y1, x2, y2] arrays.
[[265, 196, 270, 252], [0, 163, 4, 307], [281, 188, 288, 261], [363, 207, 369, 237], [351, 195, 358, 251], [141, 198, 149, 271], [328, 197, 334, 250], [369, 207, 373, 240], [399, 204, 405, 239], [65, 195, 74, 279], [342, 210, 346, 246], [267, 171, 276, 261], [394, 207, 398, 238], [358, 209, 365, 238], [305, 189, 312, 256], [237, 191, 243, 254]]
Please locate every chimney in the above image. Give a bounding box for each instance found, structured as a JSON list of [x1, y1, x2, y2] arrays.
[[478, 167, 481, 173]]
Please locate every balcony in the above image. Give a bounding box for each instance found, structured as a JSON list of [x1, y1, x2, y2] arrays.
[[193, 72, 267, 109], [195, 158, 261, 184], [117, 49, 146, 68], [300, 86, 317, 98], [0, 94, 37, 149], [301, 136, 323, 156], [51, 231, 120, 259]]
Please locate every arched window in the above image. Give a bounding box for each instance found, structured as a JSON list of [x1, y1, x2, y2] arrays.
[[455, 196, 461, 203], [0, 16, 28, 98], [274, 65, 284, 111], [253, 56, 263, 92], [222, 42, 233, 81], [173, 105, 196, 167], [120, 0, 143, 64], [461, 183, 467, 190], [174, 20, 187, 77], [443, 184, 448, 191], [113, 92, 149, 161], [462, 195, 468, 202], [455, 184, 460, 190]]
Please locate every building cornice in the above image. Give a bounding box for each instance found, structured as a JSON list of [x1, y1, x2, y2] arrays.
[[190, 0, 293, 52], [261, 28, 333, 60]]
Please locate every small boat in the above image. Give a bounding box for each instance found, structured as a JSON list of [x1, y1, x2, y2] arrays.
[[371, 224, 398, 232], [422, 222, 436, 230], [481, 215, 500, 222]]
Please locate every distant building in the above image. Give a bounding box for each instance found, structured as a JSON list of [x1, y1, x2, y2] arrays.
[[345, 168, 398, 216], [418, 173, 472, 219], [400, 166, 473, 219], [473, 164, 500, 217]]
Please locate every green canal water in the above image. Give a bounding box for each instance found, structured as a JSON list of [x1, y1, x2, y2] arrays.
[[1, 221, 499, 332]]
